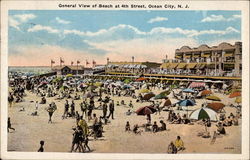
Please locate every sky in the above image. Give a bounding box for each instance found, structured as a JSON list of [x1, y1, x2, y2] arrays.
[[8, 10, 241, 66]]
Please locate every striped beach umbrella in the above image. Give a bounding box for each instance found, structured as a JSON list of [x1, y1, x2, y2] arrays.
[[189, 107, 218, 121]]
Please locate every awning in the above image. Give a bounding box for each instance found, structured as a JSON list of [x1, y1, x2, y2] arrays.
[[184, 55, 192, 58], [206, 64, 216, 69], [224, 63, 235, 69], [186, 63, 197, 69], [175, 55, 183, 58], [224, 53, 234, 57], [160, 63, 170, 69], [168, 63, 178, 69], [176, 63, 187, 69], [201, 54, 211, 58], [196, 64, 206, 69], [193, 54, 200, 58]]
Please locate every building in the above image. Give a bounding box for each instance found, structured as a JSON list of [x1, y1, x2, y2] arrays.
[[51, 65, 86, 75], [161, 42, 242, 77], [106, 61, 161, 74]]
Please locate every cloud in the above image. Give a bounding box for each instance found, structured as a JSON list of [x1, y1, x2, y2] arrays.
[[64, 24, 239, 40], [201, 14, 241, 22], [9, 13, 36, 31], [27, 24, 59, 33], [147, 16, 168, 23], [14, 14, 36, 22], [55, 17, 71, 24], [9, 17, 21, 30]]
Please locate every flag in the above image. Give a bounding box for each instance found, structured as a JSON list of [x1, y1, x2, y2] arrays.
[[71, 61, 74, 65], [86, 60, 89, 65], [60, 57, 64, 63], [51, 60, 55, 64], [77, 60, 80, 64]]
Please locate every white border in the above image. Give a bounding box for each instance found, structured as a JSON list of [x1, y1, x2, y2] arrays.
[[1, 1, 249, 159]]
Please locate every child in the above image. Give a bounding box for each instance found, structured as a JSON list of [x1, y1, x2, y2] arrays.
[[125, 121, 131, 131], [83, 136, 91, 152]]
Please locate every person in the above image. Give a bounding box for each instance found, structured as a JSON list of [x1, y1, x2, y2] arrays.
[[47, 104, 56, 123], [167, 141, 177, 154], [70, 100, 75, 118], [7, 117, 15, 132], [62, 100, 69, 119], [88, 103, 94, 121], [92, 113, 99, 139], [78, 116, 89, 136], [174, 136, 185, 151], [116, 101, 120, 106], [125, 121, 131, 131], [71, 126, 84, 152], [126, 109, 132, 116], [159, 120, 167, 131], [83, 135, 91, 152], [102, 103, 107, 119], [133, 124, 140, 134], [37, 140, 45, 152], [152, 121, 158, 133], [128, 100, 133, 108], [80, 101, 88, 118], [75, 111, 80, 125], [216, 122, 226, 135], [35, 101, 39, 110], [40, 96, 46, 104], [107, 100, 115, 119]]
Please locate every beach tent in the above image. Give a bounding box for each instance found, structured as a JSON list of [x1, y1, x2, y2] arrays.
[[189, 107, 218, 121], [206, 95, 221, 101], [207, 102, 225, 112], [229, 91, 241, 98], [136, 106, 157, 115]]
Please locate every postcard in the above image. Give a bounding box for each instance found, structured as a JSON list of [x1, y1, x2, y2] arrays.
[[1, 0, 249, 160]]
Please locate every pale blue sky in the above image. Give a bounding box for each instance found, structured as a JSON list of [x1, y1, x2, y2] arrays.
[[8, 10, 241, 66]]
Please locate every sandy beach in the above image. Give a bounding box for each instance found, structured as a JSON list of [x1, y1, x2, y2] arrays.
[[8, 87, 241, 153]]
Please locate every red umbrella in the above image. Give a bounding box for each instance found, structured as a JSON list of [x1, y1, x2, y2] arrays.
[[136, 77, 147, 81], [201, 90, 212, 96], [207, 103, 225, 112], [136, 106, 157, 115], [229, 91, 241, 98]]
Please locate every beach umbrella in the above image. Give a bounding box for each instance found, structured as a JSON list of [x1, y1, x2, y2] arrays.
[[178, 99, 195, 106], [206, 95, 221, 101], [154, 93, 167, 99], [160, 90, 171, 96], [66, 74, 73, 78], [139, 88, 150, 93], [124, 79, 131, 84], [123, 84, 132, 89], [235, 97, 242, 104], [142, 93, 155, 101], [40, 81, 48, 85], [136, 106, 157, 115], [84, 92, 95, 98], [94, 82, 103, 87], [136, 77, 147, 81], [207, 103, 225, 112], [189, 107, 218, 121], [200, 90, 212, 96], [163, 98, 172, 107], [229, 91, 241, 98], [182, 88, 195, 93]]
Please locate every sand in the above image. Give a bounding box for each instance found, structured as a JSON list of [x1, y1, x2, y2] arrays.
[[7, 87, 241, 153]]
